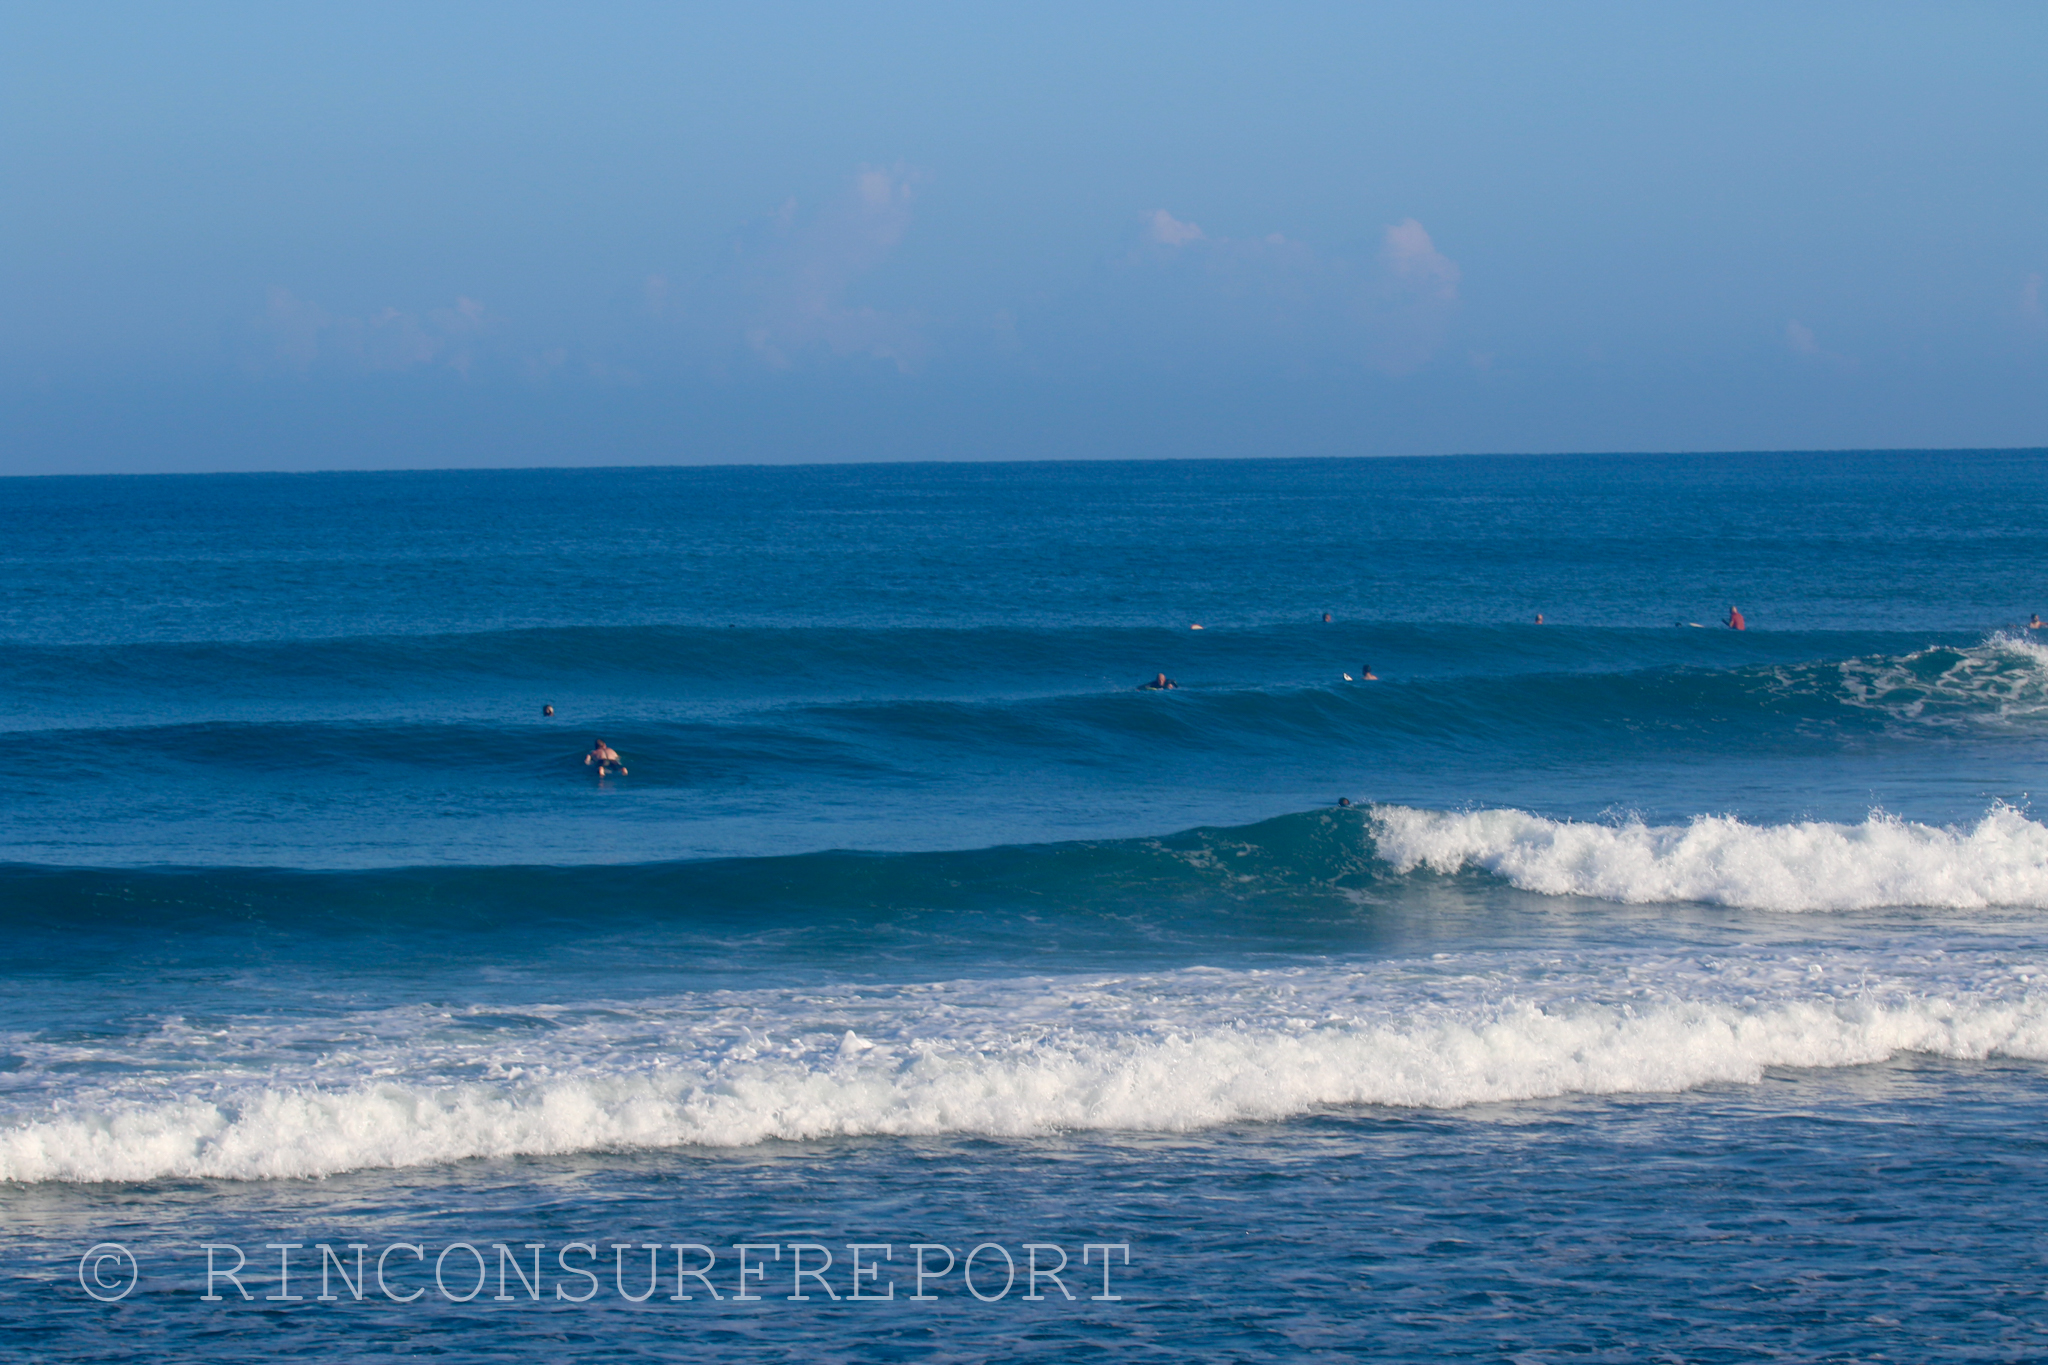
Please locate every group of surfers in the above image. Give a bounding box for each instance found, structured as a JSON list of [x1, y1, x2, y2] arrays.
[[1136, 604, 1755, 691], [565, 604, 1807, 770]]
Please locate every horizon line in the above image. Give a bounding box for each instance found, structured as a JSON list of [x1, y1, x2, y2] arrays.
[[6, 445, 2045, 482]]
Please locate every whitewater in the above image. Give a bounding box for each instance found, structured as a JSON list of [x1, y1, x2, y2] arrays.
[[1372, 802, 2048, 911], [9, 917, 2048, 1183]]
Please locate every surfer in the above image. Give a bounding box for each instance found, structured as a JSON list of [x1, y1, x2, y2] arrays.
[[1535, 613, 1544, 624], [585, 739, 626, 775], [1323, 612, 1332, 622], [1724, 605, 1746, 631], [1139, 673, 1178, 690], [1360, 664, 1378, 680], [2031, 614, 2042, 631], [543, 705, 554, 717], [1336, 797, 1353, 807]]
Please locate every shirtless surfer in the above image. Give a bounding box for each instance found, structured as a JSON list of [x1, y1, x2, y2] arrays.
[[585, 739, 626, 775], [1139, 673, 1178, 690]]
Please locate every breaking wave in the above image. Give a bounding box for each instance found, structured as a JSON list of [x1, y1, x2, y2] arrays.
[[1372, 802, 2048, 911], [5, 950, 2047, 1183]]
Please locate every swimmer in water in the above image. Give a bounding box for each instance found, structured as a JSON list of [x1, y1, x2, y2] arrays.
[[543, 705, 554, 717], [1535, 613, 1544, 624], [1323, 612, 1332, 622], [2031, 614, 2042, 631], [1336, 797, 1352, 807], [1139, 673, 1178, 690], [1360, 664, 1378, 680], [1725, 605, 1746, 631], [585, 739, 626, 775]]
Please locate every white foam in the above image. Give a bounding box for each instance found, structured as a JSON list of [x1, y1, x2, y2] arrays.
[[5, 947, 2048, 1182], [1833, 632, 2048, 727], [1371, 803, 2048, 911]]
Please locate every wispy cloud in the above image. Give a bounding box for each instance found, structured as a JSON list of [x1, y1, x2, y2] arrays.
[[1371, 218, 1461, 373], [688, 166, 928, 373], [243, 168, 933, 386], [1071, 211, 1465, 375], [248, 288, 497, 377], [1784, 318, 1855, 371], [1147, 210, 1206, 247], [1381, 218, 1460, 303]]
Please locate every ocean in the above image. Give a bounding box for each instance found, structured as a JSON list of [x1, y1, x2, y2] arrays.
[[8, 450, 2048, 1361]]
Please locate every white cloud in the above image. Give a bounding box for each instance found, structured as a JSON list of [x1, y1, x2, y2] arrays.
[[1380, 219, 1460, 303], [1148, 210, 1206, 247]]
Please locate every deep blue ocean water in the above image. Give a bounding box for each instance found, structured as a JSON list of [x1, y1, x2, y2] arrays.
[[8, 450, 2048, 1361]]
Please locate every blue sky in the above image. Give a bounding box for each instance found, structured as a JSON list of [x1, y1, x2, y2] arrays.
[[3, 2, 2044, 472]]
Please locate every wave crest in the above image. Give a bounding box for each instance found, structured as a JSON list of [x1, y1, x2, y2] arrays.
[[1372, 803, 2048, 911], [1830, 633, 2048, 727]]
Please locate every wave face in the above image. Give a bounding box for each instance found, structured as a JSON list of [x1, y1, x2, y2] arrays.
[[6, 628, 2048, 866], [9, 625, 2048, 733], [9, 803, 2048, 939]]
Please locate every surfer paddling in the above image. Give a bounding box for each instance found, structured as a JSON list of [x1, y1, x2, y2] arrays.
[[585, 739, 627, 775], [1139, 673, 1178, 690]]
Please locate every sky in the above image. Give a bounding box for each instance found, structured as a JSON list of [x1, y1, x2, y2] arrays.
[[3, 2, 2045, 473]]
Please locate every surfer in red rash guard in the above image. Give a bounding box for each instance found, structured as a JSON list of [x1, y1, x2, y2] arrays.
[[1725, 606, 1746, 631]]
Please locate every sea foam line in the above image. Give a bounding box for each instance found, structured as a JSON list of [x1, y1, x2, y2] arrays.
[[1371, 803, 2048, 912]]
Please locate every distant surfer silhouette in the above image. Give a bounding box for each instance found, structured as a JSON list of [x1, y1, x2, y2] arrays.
[[1139, 673, 1178, 690], [1724, 606, 1746, 631], [1535, 613, 1544, 624], [1360, 664, 1378, 680], [1336, 797, 1352, 807], [585, 739, 626, 775], [543, 705, 554, 717], [1323, 613, 1332, 622], [2031, 614, 2042, 631]]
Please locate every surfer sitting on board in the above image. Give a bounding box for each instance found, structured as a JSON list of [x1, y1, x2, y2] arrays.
[[1724, 605, 1746, 631], [585, 739, 626, 775], [1139, 673, 1178, 690]]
